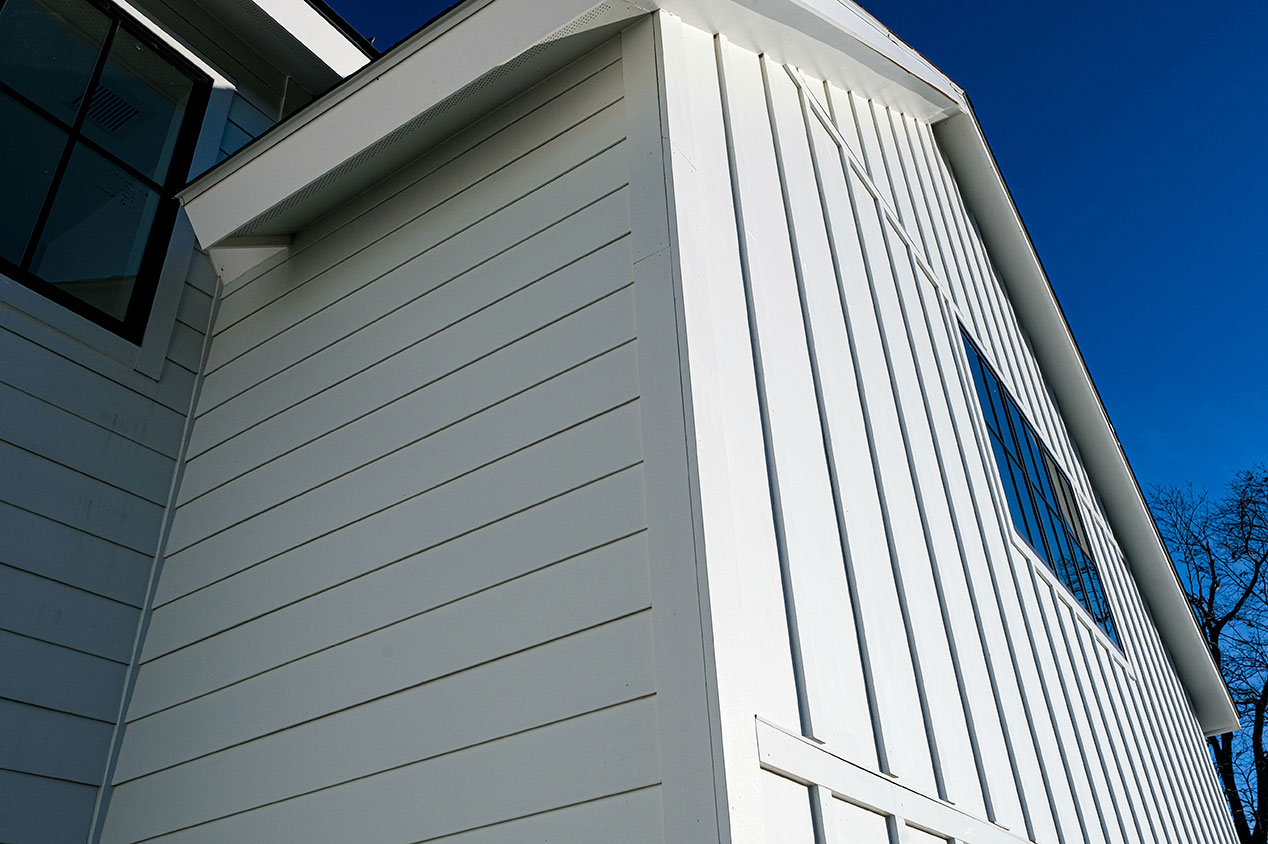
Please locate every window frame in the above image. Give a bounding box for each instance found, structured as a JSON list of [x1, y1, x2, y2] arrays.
[[961, 329, 1122, 649], [0, 0, 212, 343]]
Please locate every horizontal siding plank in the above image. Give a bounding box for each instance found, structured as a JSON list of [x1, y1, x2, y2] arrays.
[[0, 331, 185, 458], [109, 612, 655, 840], [0, 565, 138, 663], [175, 283, 213, 332], [181, 226, 633, 500], [126, 698, 661, 844], [297, 39, 622, 248], [175, 289, 635, 543], [0, 381, 174, 506], [117, 533, 652, 780], [144, 459, 646, 662], [191, 289, 632, 535], [0, 628, 125, 721], [188, 181, 632, 461], [0, 698, 113, 784], [0, 442, 163, 554], [165, 320, 205, 374], [0, 501, 152, 606], [212, 61, 624, 337], [161, 340, 640, 600], [225, 94, 273, 139], [0, 770, 98, 844], [203, 123, 629, 409], [137, 469, 646, 708]]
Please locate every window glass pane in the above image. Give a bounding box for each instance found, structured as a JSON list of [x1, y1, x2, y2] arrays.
[[0, 92, 68, 264], [0, 0, 110, 125], [82, 28, 194, 183], [1020, 428, 1058, 510], [30, 143, 160, 320]]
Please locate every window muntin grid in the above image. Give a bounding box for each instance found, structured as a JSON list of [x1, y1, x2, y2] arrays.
[[963, 333, 1120, 645]]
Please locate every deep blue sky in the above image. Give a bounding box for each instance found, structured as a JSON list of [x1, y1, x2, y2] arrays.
[[330, 0, 1267, 495]]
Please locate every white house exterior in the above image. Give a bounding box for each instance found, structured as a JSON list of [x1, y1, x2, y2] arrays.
[[0, 1, 1241, 843]]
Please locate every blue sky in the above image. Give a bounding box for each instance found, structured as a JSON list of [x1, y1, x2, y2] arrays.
[[330, 0, 1267, 495]]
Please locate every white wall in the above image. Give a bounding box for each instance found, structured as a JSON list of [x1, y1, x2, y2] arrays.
[[655, 12, 1236, 844], [100, 34, 686, 844]]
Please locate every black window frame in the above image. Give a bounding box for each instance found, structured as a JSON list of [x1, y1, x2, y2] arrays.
[[0, 0, 212, 343], [962, 331, 1121, 646]]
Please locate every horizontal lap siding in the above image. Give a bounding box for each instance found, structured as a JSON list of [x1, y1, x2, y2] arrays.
[[102, 40, 662, 844], [0, 210, 217, 841], [669, 18, 1232, 844]]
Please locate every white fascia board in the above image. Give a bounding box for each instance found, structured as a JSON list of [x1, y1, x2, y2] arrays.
[[181, 0, 652, 246], [657, 0, 964, 119], [934, 108, 1239, 737], [181, 0, 965, 248], [252, 0, 373, 76]]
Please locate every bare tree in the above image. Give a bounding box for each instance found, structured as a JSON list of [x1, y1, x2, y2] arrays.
[[1152, 467, 1268, 844]]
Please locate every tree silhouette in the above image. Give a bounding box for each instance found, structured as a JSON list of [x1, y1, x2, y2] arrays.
[[1152, 467, 1268, 844]]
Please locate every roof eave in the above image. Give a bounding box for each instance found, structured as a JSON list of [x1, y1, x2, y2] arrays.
[[933, 105, 1239, 737], [179, 0, 965, 249]]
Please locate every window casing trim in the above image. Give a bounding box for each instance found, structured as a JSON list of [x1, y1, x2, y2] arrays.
[[960, 329, 1121, 648]]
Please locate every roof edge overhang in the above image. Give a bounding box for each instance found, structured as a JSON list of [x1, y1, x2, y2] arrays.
[[179, 0, 965, 248], [934, 106, 1239, 737]]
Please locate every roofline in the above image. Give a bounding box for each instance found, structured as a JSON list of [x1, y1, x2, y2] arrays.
[[299, 0, 381, 58], [934, 103, 1239, 737]]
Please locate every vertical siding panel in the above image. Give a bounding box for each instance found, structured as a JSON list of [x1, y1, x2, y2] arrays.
[[878, 240, 1029, 830], [870, 104, 921, 241], [715, 39, 865, 749], [1091, 645, 1176, 844], [674, 25, 801, 733], [936, 297, 1093, 844], [846, 92, 896, 210], [761, 57, 880, 763], [796, 100, 932, 781], [823, 159, 947, 796], [1086, 518, 1219, 840], [908, 120, 992, 369], [1034, 586, 1130, 844], [1084, 522, 1220, 841], [912, 275, 1054, 843], [867, 218, 986, 814], [1061, 617, 1151, 844], [823, 83, 868, 166]]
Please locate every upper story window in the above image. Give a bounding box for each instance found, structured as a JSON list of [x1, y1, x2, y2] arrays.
[[963, 332, 1120, 646], [0, 0, 210, 342]]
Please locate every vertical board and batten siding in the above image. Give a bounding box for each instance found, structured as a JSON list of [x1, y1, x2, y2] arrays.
[[0, 253, 217, 841], [658, 14, 1233, 844], [100, 37, 672, 844]]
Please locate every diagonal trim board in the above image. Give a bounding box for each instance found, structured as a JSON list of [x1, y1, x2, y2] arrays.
[[756, 717, 1029, 844]]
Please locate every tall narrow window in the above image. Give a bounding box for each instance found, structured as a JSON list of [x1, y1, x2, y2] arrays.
[[963, 333, 1119, 645], [0, 0, 210, 341]]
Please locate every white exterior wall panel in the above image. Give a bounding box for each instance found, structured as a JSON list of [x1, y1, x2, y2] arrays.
[[100, 38, 680, 844], [0, 245, 217, 843], [656, 12, 1235, 844]]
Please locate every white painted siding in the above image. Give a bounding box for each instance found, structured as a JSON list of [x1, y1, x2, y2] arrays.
[[101, 38, 674, 844], [0, 252, 215, 844], [658, 14, 1234, 844]]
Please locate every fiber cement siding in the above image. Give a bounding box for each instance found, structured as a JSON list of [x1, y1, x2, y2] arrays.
[[102, 37, 671, 844], [0, 251, 216, 843], [657, 14, 1235, 844]]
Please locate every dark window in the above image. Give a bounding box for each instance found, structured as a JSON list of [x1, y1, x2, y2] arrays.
[[0, 0, 209, 341], [963, 333, 1120, 645]]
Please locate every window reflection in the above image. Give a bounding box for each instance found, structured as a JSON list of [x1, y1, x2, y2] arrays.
[[963, 333, 1120, 646]]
